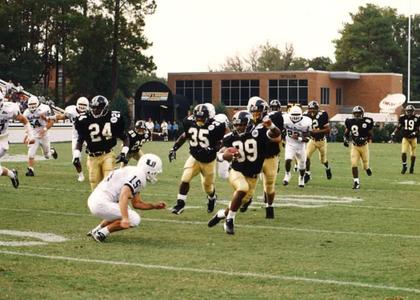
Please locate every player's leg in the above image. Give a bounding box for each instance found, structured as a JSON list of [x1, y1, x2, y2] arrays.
[[360, 144, 371, 176], [350, 145, 361, 189], [295, 146, 307, 188], [283, 144, 294, 185], [319, 140, 332, 179], [0, 141, 18, 188], [171, 156, 200, 214], [304, 139, 316, 183], [71, 138, 84, 181], [401, 138, 409, 174], [262, 156, 278, 218], [87, 156, 102, 190], [200, 160, 217, 213], [409, 138, 416, 174], [225, 170, 249, 234], [26, 139, 40, 176]]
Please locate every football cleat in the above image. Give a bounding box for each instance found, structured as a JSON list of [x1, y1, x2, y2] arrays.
[[25, 168, 34, 177], [401, 165, 407, 174], [224, 218, 235, 235], [51, 147, 58, 159], [91, 231, 106, 243], [171, 199, 185, 215], [298, 175, 305, 188], [86, 229, 97, 237], [409, 166, 414, 174], [326, 168, 332, 180], [366, 168, 372, 176], [207, 195, 217, 213], [10, 169, 19, 189], [352, 181, 360, 189], [265, 206, 274, 219], [208, 213, 224, 227], [283, 172, 291, 186], [304, 172, 311, 184], [78, 173, 85, 182], [239, 198, 253, 213]]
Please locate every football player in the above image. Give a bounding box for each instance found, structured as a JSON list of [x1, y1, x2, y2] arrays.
[[242, 97, 283, 219], [282, 105, 312, 187], [269, 99, 282, 113], [121, 120, 161, 167], [23, 96, 58, 176], [44, 97, 89, 181], [208, 110, 281, 234], [343, 105, 374, 189], [303, 100, 332, 183], [87, 153, 166, 242], [74, 95, 129, 190], [391, 105, 419, 174], [169, 103, 225, 215], [0, 92, 34, 187]]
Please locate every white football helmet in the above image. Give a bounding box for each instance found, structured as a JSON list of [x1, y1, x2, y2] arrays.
[[247, 96, 263, 112], [204, 103, 216, 119], [214, 113, 229, 127], [76, 97, 89, 113], [28, 96, 40, 113], [137, 153, 163, 184], [289, 105, 303, 123]]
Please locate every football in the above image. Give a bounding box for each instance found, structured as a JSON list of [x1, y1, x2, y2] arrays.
[[222, 147, 239, 161]]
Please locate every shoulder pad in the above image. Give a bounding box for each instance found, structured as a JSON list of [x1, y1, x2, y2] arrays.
[[223, 132, 233, 139], [365, 118, 373, 123]]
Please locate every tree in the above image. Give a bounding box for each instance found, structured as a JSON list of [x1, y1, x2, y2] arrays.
[[333, 4, 403, 72]]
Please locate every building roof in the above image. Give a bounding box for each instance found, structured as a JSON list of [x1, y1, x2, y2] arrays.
[[329, 72, 360, 80]]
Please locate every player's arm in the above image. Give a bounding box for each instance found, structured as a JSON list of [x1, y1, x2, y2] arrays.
[[15, 113, 35, 143], [262, 116, 281, 142], [312, 123, 331, 134], [391, 120, 402, 138], [169, 133, 187, 162], [131, 192, 166, 210], [46, 113, 67, 122], [343, 126, 350, 147]]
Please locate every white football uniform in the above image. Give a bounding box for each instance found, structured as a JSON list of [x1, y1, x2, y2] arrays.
[[23, 103, 53, 159], [283, 114, 312, 169], [64, 105, 82, 151], [0, 102, 21, 161], [87, 166, 147, 227]]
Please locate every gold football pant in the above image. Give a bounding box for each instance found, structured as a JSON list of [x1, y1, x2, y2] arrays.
[[181, 155, 216, 194], [87, 151, 116, 190], [262, 156, 279, 195], [350, 144, 369, 169], [228, 169, 258, 206], [402, 137, 417, 157], [306, 138, 328, 164]]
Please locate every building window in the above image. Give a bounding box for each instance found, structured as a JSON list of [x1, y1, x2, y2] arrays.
[[321, 87, 330, 105], [336, 88, 342, 105], [221, 80, 259, 106], [175, 80, 212, 104], [268, 79, 308, 106]]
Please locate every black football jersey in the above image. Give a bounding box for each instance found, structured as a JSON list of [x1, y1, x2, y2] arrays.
[[397, 114, 419, 138], [183, 116, 226, 163], [345, 117, 373, 146], [75, 110, 126, 153], [127, 129, 151, 153], [223, 124, 270, 177], [265, 111, 284, 157], [304, 110, 329, 140]]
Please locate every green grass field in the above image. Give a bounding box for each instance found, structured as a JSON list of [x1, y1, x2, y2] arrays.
[[1, 141, 420, 299]]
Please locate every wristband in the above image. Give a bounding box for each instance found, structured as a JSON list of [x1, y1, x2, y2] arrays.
[[43, 127, 48, 132], [73, 149, 81, 159], [268, 123, 276, 130], [297, 137, 303, 142], [217, 152, 224, 162], [121, 146, 129, 155], [49, 115, 57, 121]]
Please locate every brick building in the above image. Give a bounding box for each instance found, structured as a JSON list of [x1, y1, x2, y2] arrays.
[[167, 70, 403, 118]]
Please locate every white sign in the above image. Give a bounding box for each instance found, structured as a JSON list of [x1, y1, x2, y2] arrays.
[[379, 94, 406, 113]]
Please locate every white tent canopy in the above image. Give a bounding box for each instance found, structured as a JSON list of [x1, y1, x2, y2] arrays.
[[330, 113, 398, 123]]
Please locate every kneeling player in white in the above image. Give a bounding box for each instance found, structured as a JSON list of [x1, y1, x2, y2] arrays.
[[282, 105, 312, 187], [87, 154, 166, 242], [0, 92, 34, 188]]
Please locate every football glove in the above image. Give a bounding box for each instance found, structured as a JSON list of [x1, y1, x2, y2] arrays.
[[409, 132, 417, 138], [115, 153, 128, 164], [169, 148, 177, 162], [343, 138, 349, 148]]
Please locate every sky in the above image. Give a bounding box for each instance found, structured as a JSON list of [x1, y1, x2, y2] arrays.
[[143, 0, 420, 78]]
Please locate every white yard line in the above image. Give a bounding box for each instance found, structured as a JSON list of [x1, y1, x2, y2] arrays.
[[1, 207, 420, 240], [0, 250, 419, 294]]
